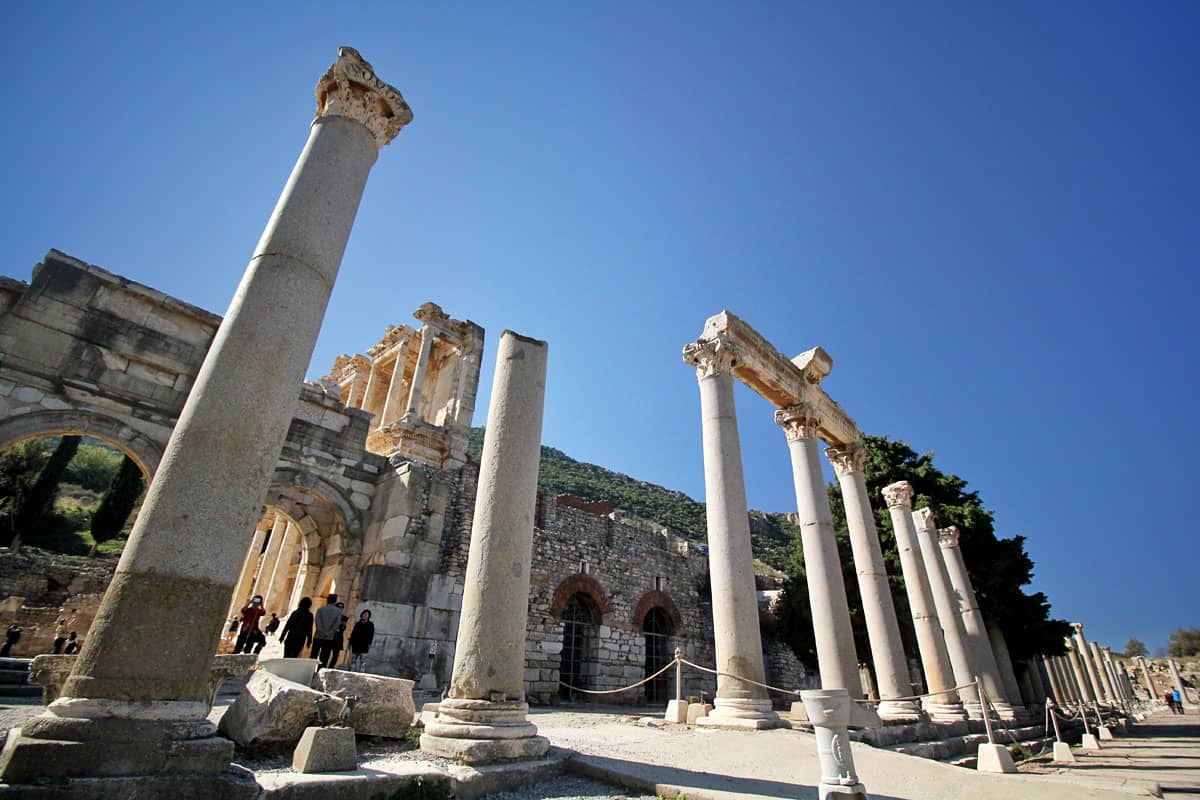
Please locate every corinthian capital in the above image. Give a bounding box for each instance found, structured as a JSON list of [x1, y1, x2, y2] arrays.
[[1071, 622, 1084, 635], [316, 46, 413, 148], [881, 481, 913, 510], [825, 441, 866, 476], [682, 336, 738, 379], [936, 526, 960, 549], [911, 506, 937, 531], [774, 404, 820, 442]]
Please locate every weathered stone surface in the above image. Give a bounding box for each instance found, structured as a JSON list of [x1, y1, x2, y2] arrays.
[[292, 725, 357, 773], [218, 669, 345, 748], [315, 669, 415, 738]]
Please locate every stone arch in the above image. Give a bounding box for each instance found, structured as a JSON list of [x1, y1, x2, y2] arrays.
[[550, 574, 612, 622], [0, 409, 163, 481], [632, 590, 682, 631]]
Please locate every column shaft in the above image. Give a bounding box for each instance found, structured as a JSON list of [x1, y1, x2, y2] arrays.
[[1065, 638, 1096, 704], [379, 345, 412, 426], [1072, 624, 1107, 704], [1138, 656, 1156, 696], [227, 523, 269, 622], [1089, 641, 1117, 703], [404, 326, 435, 417], [1026, 657, 1048, 703], [987, 624, 1026, 712], [253, 516, 290, 602], [1042, 655, 1067, 705]]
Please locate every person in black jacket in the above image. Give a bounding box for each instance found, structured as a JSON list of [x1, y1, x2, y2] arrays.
[[347, 610, 375, 672], [279, 597, 313, 659]]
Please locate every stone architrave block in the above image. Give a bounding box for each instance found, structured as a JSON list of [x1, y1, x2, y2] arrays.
[[316, 668, 416, 738], [292, 726, 357, 773], [218, 669, 344, 748]]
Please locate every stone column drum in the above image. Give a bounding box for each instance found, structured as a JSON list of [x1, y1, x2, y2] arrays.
[[421, 332, 551, 762], [1071, 623, 1107, 704], [912, 508, 981, 717], [0, 47, 411, 788], [676, 337, 779, 728], [881, 483, 965, 722], [1065, 638, 1096, 704], [937, 527, 1016, 721], [827, 443, 920, 723], [777, 404, 862, 697]]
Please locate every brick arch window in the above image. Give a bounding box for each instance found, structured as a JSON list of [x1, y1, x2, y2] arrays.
[[631, 590, 682, 632], [550, 574, 612, 622]]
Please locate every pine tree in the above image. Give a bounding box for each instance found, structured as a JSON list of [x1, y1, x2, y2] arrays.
[[12, 436, 80, 544], [89, 456, 145, 550]]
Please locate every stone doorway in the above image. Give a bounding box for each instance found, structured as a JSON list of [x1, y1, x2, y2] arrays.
[[643, 606, 674, 704], [558, 592, 599, 701]]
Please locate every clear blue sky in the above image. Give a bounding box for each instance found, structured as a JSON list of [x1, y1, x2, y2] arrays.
[[2, 3, 1196, 654]]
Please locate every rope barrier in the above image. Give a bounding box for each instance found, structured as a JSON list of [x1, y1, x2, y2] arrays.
[[557, 656, 679, 696]]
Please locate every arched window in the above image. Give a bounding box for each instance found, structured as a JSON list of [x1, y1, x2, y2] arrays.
[[643, 606, 675, 704], [559, 592, 600, 701]]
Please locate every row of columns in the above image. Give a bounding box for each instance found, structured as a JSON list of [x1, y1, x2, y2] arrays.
[[225, 513, 309, 624]]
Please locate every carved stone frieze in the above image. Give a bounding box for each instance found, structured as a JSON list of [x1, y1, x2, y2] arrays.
[[682, 336, 738, 379], [316, 46, 413, 149], [774, 404, 820, 442], [936, 526, 960, 549], [881, 481, 914, 509], [825, 441, 866, 475]]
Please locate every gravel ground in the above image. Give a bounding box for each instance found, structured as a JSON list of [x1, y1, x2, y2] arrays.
[[480, 773, 657, 800]]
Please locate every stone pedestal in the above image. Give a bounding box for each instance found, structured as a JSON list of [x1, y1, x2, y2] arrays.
[[665, 699, 688, 724], [976, 743, 1017, 774], [802, 689, 868, 800], [0, 47, 410, 790], [679, 337, 780, 729], [828, 445, 920, 724], [882, 483, 966, 722], [777, 404, 862, 698], [1097, 725, 1114, 741], [292, 726, 356, 773], [1052, 741, 1076, 763], [1080, 732, 1101, 750], [420, 332, 550, 763]]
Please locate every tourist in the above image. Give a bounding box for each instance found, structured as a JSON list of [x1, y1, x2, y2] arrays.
[[63, 632, 80, 655], [348, 610, 375, 672], [310, 594, 342, 668], [0, 625, 21, 657], [1172, 688, 1184, 714], [328, 605, 347, 668], [279, 597, 313, 658], [50, 618, 67, 654], [264, 613, 280, 635], [233, 595, 266, 654]]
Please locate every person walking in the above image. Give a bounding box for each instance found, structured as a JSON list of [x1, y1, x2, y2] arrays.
[[264, 613, 280, 636], [328, 604, 348, 668], [311, 594, 341, 668], [50, 619, 68, 654], [1172, 688, 1184, 714], [233, 596, 266, 654], [348, 610, 375, 672], [279, 597, 314, 659], [63, 632, 80, 655], [0, 625, 21, 657]]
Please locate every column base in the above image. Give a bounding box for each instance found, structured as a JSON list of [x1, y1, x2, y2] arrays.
[[989, 700, 1018, 722], [876, 699, 923, 724], [695, 697, 785, 730], [924, 701, 969, 722], [963, 701, 985, 720], [420, 698, 550, 764]]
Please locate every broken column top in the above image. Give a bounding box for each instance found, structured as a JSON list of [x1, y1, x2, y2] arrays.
[[315, 46, 413, 148]]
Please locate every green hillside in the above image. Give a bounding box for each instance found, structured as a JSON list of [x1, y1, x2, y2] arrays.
[[467, 428, 797, 570]]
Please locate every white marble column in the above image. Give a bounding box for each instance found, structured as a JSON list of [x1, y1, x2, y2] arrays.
[[1089, 641, 1117, 704], [1071, 623, 1107, 704], [1065, 637, 1096, 704], [1042, 655, 1067, 705], [881, 482, 965, 722], [1169, 659, 1194, 707], [1099, 647, 1125, 706], [252, 515, 290, 603], [1137, 656, 1156, 697], [404, 325, 436, 418], [1052, 654, 1079, 705], [1026, 657, 1048, 703], [227, 521, 270, 622], [827, 443, 920, 723], [912, 507, 982, 717], [987, 623, 1027, 713], [673, 338, 778, 728], [421, 331, 550, 762], [379, 345, 412, 427], [776, 403, 862, 698], [0, 47, 411, 786], [937, 527, 1016, 720]]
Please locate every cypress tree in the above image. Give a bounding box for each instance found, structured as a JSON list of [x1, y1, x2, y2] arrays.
[[89, 456, 145, 548], [13, 435, 80, 540]]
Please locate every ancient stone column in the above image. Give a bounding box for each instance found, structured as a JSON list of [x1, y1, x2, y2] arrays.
[[1052, 654, 1078, 704], [227, 520, 270, 623], [827, 443, 920, 723], [1137, 656, 1156, 696], [776, 403, 862, 698], [1042, 655, 1067, 705], [404, 323, 436, 418], [1065, 637, 1096, 704], [261, 521, 300, 614], [379, 341, 413, 426], [881, 482, 966, 722], [251, 514, 288, 599], [987, 623, 1027, 713], [1071, 623, 1107, 704], [1089, 641, 1117, 704], [1169, 659, 1193, 707], [1099, 646, 1124, 706], [937, 527, 1016, 720], [421, 331, 550, 762], [0, 47, 411, 787], [912, 507, 981, 717], [1017, 667, 1038, 709], [1026, 657, 1048, 703], [671, 337, 778, 728]]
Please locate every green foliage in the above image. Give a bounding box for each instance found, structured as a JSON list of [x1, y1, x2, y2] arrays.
[[777, 435, 1070, 672], [13, 435, 80, 541], [90, 456, 144, 544], [63, 441, 123, 491], [1168, 628, 1200, 658], [0, 439, 50, 545], [1124, 637, 1149, 658]]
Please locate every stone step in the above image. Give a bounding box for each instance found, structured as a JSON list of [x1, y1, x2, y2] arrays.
[[0, 658, 32, 671], [0, 668, 30, 685], [0, 684, 41, 697]]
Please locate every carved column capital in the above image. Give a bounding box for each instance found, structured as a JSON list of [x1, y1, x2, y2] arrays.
[[825, 440, 866, 476], [911, 506, 936, 531], [682, 336, 738, 379], [316, 46, 413, 148], [774, 403, 820, 442], [881, 481, 914, 510], [1070, 622, 1084, 635], [936, 526, 960, 549]]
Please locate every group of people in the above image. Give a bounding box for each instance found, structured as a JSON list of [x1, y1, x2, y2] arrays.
[[231, 593, 375, 671], [0, 620, 83, 658], [1163, 688, 1189, 714]]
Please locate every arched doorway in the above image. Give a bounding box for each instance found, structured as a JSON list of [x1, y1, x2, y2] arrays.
[[643, 606, 675, 704], [559, 592, 600, 701]]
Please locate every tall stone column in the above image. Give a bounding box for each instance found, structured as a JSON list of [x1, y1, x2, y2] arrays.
[[776, 403, 862, 698], [881, 482, 966, 722], [1071, 623, 1107, 704], [1137, 656, 1155, 697], [912, 507, 981, 717], [1042, 655, 1067, 705], [1099, 646, 1124, 705], [0, 47, 411, 787], [251, 514, 288, 599], [404, 324, 436, 418], [1026, 657, 1048, 703], [1065, 637, 1096, 704], [1169, 659, 1193, 708], [379, 339, 413, 426], [261, 521, 300, 613], [827, 443, 920, 723], [421, 331, 550, 762], [1052, 654, 1079, 704], [226, 521, 270, 623], [670, 337, 778, 728], [1089, 641, 1117, 704], [987, 623, 1027, 713], [937, 527, 1016, 720]]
